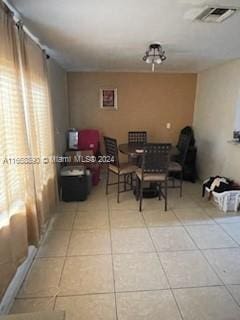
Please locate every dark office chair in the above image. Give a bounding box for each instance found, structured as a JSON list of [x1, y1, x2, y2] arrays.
[[176, 127, 197, 182], [104, 136, 138, 203], [168, 134, 191, 196], [136, 143, 171, 212]]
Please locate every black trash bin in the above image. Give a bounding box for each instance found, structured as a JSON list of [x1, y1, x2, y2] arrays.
[[61, 167, 88, 202]]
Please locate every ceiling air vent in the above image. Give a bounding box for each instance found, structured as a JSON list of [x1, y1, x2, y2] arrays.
[[194, 6, 237, 23]]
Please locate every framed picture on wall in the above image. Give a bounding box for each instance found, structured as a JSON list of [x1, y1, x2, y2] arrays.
[[100, 88, 118, 110]]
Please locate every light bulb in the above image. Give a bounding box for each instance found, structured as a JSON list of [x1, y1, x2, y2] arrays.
[[155, 57, 162, 64], [146, 56, 152, 64]]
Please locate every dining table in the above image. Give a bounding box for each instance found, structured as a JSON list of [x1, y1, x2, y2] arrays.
[[118, 143, 179, 157]]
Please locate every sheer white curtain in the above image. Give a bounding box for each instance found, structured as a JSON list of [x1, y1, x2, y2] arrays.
[[19, 30, 58, 229], [0, 2, 31, 299], [0, 1, 58, 300]]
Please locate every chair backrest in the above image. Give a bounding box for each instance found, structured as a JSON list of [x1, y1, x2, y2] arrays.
[[128, 131, 147, 144], [177, 126, 195, 147], [141, 143, 171, 174], [103, 136, 119, 167], [177, 134, 191, 166]]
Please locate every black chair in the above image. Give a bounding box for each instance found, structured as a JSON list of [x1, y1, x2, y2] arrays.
[[177, 127, 197, 182], [168, 134, 191, 196], [136, 143, 171, 212], [104, 136, 137, 203], [128, 131, 147, 165], [177, 126, 195, 149], [128, 131, 147, 144]]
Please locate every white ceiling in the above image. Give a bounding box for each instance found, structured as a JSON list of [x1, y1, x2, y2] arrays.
[[9, 0, 240, 72]]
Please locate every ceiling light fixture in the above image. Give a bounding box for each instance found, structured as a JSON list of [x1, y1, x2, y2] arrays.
[[143, 42, 167, 72]]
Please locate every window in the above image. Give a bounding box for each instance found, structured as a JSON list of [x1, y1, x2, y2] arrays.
[[0, 3, 57, 299], [0, 34, 29, 228]]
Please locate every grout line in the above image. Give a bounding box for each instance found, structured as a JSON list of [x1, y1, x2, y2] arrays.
[[166, 187, 240, 315], [178, 219, 240, 309], [180, 222, 225, 285], [52, 209, 78, 311], [107, 193, 119, 320], [223, 284, 240, 309], [34, 245, 240, 258], [196, 210, 240, 307], [13, 214, 62, 302], [16, 282, 240, 300], [194, 209, 240, 309], [224, 286, 240, 309], [16, 183, 240, 316], [16, 284, 237, 300], [141, 209, 185, 320], [210, 220, 240, 248], [15, 284, 240, 300], [12, 208, 78, 313]]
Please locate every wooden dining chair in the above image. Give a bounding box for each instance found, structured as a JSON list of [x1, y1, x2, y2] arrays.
[[128, 131, 147, 144], [136, 143, 171, 211], [104, 136, 138, 203], [168, 134, 191, 196]]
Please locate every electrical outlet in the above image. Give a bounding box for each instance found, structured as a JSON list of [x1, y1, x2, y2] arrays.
[[166, 123, 171, 129]]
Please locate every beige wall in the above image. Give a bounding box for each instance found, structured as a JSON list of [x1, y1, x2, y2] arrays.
[[193, 59, 240, 182], [48, 58, 69, 155], [68, 72, 197, 150]]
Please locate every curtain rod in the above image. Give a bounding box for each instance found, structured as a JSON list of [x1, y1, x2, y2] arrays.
[[2, 0, 50, 58]]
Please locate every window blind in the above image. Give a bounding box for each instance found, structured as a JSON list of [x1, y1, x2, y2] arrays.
[[0, 32, 29, 225]]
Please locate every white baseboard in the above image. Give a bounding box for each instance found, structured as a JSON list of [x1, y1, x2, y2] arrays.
[[0, 214, 56, 315], [0, 246, 37, 315]]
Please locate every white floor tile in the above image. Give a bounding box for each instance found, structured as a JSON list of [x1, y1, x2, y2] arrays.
[[55, 294, 116, 320], [111, 228, 155, 254], [67, 230, 111, 255], [174, 286, 240, 320], [14, 179, 240, 318], [203, 248, 240, 285], [221, 223, 240, 245], [113, 253, 169, 292], [186, 225, 238, 249], [159, 251, 221, 288], [116, 290, 182, 320], [150, 226, 196, 251], [59, 256, 114, 295]]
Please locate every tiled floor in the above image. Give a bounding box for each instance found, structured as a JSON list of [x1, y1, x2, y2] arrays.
[[10, 178, 240, 319]]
